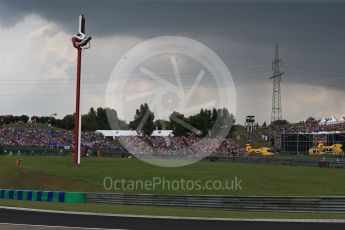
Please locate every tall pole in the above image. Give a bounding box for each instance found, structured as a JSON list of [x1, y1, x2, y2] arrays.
[[71, 15, 91, 165], [74, 47, 82, 165]]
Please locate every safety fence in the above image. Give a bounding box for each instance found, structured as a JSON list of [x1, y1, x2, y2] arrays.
[[0, 189, 84, 203], [85, 193, 345, 213], [210, 156, 345, 168], [135, 155, 345, 168]]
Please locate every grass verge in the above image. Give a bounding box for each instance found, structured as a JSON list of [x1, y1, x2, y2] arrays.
[[2, 156, 345, 195]]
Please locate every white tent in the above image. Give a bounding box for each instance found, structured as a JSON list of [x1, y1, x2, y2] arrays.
[[151, 130, 174, 137], [329, 116, 338, 124], [96, 130, 139, 137], [95, 130, 175, 137], [319, 118, 327, 124], [312, 131, 341, 135]]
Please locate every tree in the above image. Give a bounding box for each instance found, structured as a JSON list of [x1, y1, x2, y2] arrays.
[[272, 119, 289, 126], [129, 103, 155, 135], [35, 116, 52, 124], [0, 115, 32, 124], [4, 115, 14, 124], [19, 115, 29, 123], [154, 119, 171, 130], [56, 114, 75, 130], [82, 107, 98, 131], [105, 108, 128, 130], [189, 109, 213, 136], [169, 111, 189, 136], [306, 116, 316, 123], [96, 107, 110, 130], [169, 108, 234, 137], [211, 108, 234, 138]]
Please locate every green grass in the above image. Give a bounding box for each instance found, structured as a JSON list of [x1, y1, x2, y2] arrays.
[[1, 199, 345, 219], [1, 156, 345, 196]]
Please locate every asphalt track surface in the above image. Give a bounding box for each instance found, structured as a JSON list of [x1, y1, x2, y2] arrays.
[[1, 208, 345, 230]]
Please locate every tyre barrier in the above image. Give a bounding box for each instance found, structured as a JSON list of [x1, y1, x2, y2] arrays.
[[0, 189, 84, 203], [85, 193, 345, 213]]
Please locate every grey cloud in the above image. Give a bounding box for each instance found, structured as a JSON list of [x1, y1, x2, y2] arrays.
[[0, 0, 345, 121]]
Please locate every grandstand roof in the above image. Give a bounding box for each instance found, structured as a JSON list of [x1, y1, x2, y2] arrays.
[[95, 130, 174, 137], [319, 116, 345, 125], [282, 131, 343, 135], [95, 130, 139, 137]]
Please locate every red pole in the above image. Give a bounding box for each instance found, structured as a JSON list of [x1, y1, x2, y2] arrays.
[[72, 14, 91, 165], [73, 47, 82, 165]]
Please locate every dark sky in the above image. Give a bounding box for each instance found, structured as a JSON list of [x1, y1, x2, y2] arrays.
[[0, 0, 344, 123]]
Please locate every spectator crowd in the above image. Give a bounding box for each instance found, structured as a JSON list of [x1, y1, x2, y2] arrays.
[[0, 128, 122, 150], [1, 120, 344, 156], [0, 128, 243, 156], [120, 133, 243, 157]]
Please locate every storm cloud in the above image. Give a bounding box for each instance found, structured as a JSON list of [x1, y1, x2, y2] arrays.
[[0, 0, 344, 123]]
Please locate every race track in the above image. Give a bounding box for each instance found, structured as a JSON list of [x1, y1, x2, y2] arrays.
[[0, 207, 345, 230]]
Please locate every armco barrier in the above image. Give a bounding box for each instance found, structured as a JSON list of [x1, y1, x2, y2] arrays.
[[85, 193, 345, 213], [0, 189, 84, 203]]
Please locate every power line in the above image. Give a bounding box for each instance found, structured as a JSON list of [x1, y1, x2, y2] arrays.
[[0, 69, 272, 85], [1, 66, 343, 85], [0, 80, 267, 97], [285, 66, 345, 75]]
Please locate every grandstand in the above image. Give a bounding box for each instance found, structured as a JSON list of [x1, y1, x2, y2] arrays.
[[1, 115, 345, 157], [272, 119, 345, 154], [0, 126, 243, 157]]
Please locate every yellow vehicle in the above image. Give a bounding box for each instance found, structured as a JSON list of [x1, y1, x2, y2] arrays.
[[245, 144, 275, 156], [308, 148, 323, 156], [317, 142, 343, 155], [308, 142, 343, 156]]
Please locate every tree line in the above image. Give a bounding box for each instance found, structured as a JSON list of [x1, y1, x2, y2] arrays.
[[0, 104, 235, 137]]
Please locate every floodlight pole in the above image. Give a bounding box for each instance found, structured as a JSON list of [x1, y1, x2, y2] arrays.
[[71, 14, 91, 165]]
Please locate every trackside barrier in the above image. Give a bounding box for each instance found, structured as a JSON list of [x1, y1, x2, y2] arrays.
[[85, 193, 345, 213], [134, 155, 345, 168], [2, 189, 345, 213], [0, 189, 84, 203], [210, 156, 345, 168]]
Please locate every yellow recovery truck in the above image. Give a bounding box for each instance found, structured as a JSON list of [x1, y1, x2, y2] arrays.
[[245, 144, 275, 156]]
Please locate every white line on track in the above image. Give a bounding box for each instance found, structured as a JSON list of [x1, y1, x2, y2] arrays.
[[0, 205, 345, 224]]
